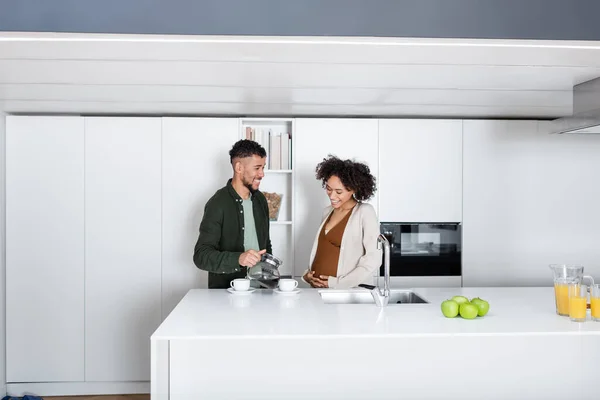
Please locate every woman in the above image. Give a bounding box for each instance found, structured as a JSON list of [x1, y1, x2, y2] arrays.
[[302, 155, 382, 289]]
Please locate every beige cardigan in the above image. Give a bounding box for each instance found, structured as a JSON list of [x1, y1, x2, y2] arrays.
[[304, 202, 383, 289]]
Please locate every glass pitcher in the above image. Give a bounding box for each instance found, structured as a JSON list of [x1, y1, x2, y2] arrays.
[[549, 264, 594, 316], [247, 253, 283, 288]]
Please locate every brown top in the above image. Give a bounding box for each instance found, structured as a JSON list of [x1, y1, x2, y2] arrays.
[[310, 210, 352, 278]]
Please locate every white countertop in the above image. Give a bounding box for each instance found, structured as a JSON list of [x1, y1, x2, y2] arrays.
[[151, 286, 600, 340]]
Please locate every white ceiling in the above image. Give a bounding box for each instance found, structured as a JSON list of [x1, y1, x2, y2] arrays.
[[1, 32, 600, 118]]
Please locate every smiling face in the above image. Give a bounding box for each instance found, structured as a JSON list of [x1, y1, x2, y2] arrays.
[[325, 175, 355, 209], [236, 155, 266, 192]]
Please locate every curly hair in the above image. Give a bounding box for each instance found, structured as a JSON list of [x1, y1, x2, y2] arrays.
[[315, 155, 377, 202], [229, 139, 267, 163]]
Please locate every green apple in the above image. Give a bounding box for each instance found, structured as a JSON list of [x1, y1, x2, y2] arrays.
[[441, 300, 459, 318], [451, 295, 469, 305], [459, 302, 479, 319], [470, 297, 490, 317]]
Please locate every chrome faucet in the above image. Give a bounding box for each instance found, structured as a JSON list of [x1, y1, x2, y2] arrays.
[[371, 234, 391, 307], [357, 234, 391, 306]]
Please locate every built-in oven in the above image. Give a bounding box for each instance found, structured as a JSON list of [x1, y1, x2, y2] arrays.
[[378, 222, 462, 287]]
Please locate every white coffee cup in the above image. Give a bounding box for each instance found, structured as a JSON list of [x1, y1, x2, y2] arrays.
[[230, 278, 250, 291], [278, 278, 298, 292]]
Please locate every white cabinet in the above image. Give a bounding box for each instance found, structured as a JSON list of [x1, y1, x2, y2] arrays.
[[293, 118, 379, 277], [84, 117, 162, 381], [379, 119, 463, 222], [161, 117, 238, 317], [6, 116, 85, 382]]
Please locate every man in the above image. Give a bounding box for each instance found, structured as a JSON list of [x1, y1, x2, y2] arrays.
[[193, 139, 272, 289]]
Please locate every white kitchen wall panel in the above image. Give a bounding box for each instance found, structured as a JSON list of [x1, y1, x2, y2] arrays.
[[6, 116, 85, 382], [379, 119, 463, 223], [462, 120, 600, 286], [161, 117, 238, 317], [293, 118, 379, 277], [84, 117, 162, 381], [0, 112, 5, 395]]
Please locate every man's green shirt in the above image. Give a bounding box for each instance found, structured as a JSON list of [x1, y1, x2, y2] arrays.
[[193, 179, 272, 288]]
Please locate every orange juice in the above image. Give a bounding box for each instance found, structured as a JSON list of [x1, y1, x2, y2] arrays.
[[591, 297, 600, 320], [569, 296, 587, 320], [554, 283, 570, 316]]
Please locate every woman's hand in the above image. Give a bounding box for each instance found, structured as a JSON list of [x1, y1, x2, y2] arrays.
[[303, 271, 328, 288], [318, 275, 330, 288]]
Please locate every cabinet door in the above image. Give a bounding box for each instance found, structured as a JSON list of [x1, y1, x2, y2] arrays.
[[293, 118, 379, 277], [379, 119, 463, 222], [84, 117, 162, 381], [6, 116, 85, 382], [161, 117, 238, 317]]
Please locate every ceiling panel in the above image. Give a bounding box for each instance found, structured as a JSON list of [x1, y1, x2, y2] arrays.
[[0, 59, 598, 90], [0, 84, 571, 109], [1, 99, 568, 118], [0, 33, 599, 117], [2, 35, 600, 68]]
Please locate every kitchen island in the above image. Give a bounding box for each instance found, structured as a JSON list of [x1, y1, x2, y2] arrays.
[[151, 287, 600, 400]]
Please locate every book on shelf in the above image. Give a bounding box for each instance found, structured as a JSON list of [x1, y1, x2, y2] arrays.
[[244, 126, 292, 170]]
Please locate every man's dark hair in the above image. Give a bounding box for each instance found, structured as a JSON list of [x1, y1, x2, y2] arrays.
[[229, 139, 267, 164], [315, 155, 377, 202]]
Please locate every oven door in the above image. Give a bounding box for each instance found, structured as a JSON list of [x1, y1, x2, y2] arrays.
[[380, 222, 462, 277]]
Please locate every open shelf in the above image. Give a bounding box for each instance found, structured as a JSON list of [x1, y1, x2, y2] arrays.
[[239, 117, 295, 277], [240, 118, 292, 171]]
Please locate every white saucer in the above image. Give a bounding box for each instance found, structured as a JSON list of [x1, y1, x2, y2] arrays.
[[274, 288, 301, 295], [227, 288, 256, 295]]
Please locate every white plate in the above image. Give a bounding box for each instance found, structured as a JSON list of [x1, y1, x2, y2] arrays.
[[227, 288, 256, 295], [274, 288, 301, 295]]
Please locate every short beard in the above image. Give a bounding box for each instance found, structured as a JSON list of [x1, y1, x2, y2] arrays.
[[243, 177, 258, 194]]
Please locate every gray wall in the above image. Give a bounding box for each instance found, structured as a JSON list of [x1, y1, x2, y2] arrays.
[[1, 0, 600, 40]]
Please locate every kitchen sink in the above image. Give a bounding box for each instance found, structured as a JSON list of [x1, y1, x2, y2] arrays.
[[319, 289, 428, 305]]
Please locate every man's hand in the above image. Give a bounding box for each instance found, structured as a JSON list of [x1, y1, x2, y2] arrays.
[[303, 271, 328, 288], [238, 249, 266, 267]]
